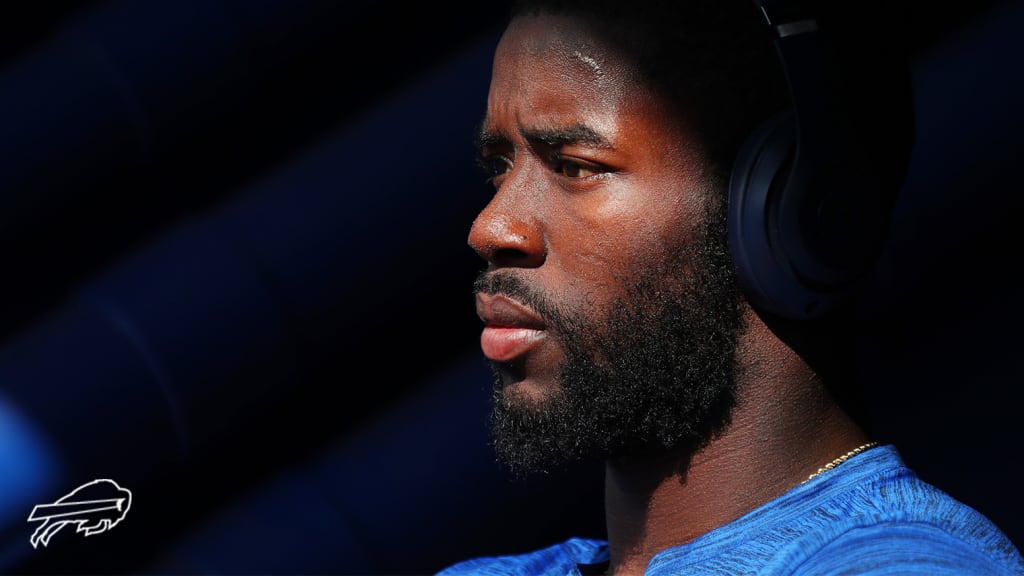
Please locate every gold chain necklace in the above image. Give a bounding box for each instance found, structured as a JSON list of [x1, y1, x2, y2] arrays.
[[802, 441, 879, 484]]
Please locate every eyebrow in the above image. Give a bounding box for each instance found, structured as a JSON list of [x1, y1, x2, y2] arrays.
[[475, 122, 612, 151]]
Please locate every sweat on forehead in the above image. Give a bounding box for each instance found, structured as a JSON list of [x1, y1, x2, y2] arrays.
[[499, 13, 640, 85]]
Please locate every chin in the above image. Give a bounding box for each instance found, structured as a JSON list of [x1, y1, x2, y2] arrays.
[[500, 378, 559, 414]]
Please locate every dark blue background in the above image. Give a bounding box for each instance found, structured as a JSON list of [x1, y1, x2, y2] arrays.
[[0, 1, 1020, 573]]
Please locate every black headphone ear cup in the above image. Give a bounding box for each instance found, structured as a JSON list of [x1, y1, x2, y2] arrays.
[[728, 108, 826, 320], [729, 105, 890, 321]]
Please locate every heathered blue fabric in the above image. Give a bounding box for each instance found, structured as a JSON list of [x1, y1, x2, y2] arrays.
[[437, 445, 1024, 575]]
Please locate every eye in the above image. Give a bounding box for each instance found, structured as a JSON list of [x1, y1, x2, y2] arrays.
[[554, 157, 601, 179], [476, 154, 511, 185]]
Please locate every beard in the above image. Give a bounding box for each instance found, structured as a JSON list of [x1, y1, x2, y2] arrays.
[[473, 204, 744, 478]]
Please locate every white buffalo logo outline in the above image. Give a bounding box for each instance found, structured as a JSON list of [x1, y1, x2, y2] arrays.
[[26, 478, 132, 549]]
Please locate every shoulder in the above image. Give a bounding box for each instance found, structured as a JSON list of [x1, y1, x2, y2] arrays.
[[652, 446, 1024, 575], [780, 447, 1024, 574], [435, 537, 609, 576], [787, 521, 1024, 575]]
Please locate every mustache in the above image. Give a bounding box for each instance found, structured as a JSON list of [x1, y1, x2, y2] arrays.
[[473, 270, 560, 324]]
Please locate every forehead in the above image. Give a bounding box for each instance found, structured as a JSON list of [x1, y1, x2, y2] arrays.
[[496, 13, 633, 74], [487, 13, 654, 128], [484, 12, 701, 170]]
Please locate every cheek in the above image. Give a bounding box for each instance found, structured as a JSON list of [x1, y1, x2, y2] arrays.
[[560, 182, 706, 279]]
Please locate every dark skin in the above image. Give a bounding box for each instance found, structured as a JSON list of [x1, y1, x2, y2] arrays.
[[469, 13, 869, 576]]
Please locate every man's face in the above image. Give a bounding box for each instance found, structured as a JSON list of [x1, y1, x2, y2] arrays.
[[470, 13, 743, 476]]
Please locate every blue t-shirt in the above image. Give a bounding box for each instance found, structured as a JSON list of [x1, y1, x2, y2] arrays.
[[437, 445, 1024, 575]]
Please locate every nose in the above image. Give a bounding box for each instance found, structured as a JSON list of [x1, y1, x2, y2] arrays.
[[467, 181, 546, 269]]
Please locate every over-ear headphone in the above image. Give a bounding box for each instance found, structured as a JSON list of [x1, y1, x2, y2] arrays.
[[728, 0, 910, 321]]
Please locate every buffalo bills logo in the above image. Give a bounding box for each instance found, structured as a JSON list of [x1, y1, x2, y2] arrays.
[[27, 479, 132, 549]]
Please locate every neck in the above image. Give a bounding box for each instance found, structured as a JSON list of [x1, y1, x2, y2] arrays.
[[601, 308, 869, 576]]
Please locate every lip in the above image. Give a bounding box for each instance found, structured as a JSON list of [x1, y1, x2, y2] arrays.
[[476, 293, 547, 362]]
